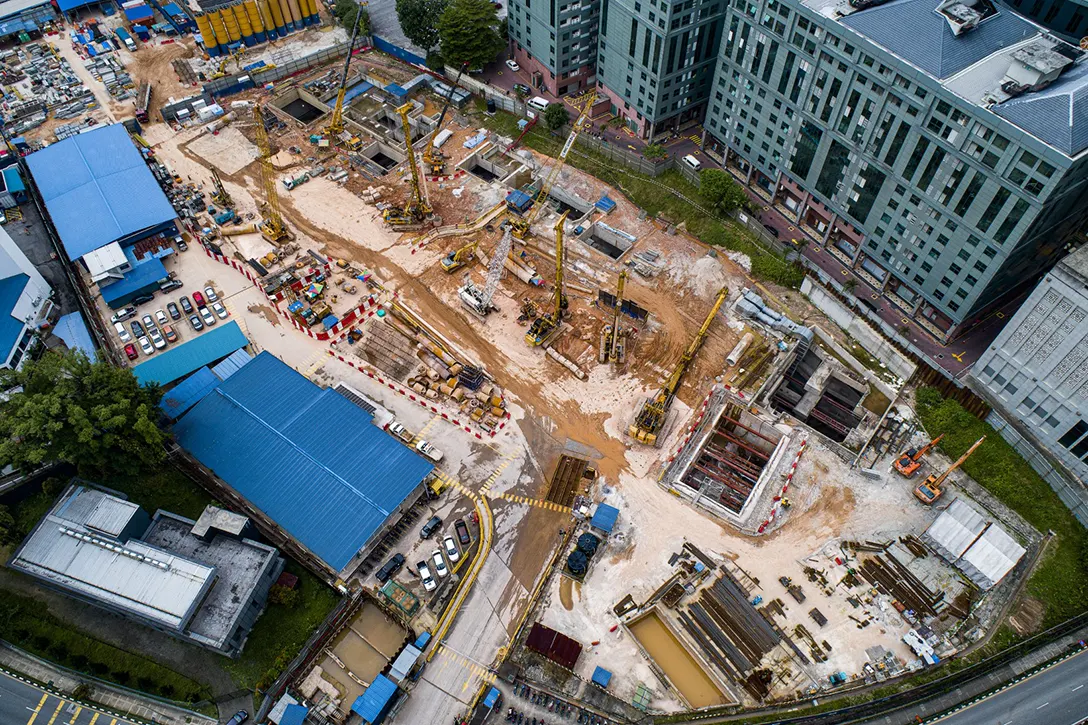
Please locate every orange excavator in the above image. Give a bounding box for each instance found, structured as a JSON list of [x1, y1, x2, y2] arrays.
[[894, 433, 945, 477], [914, 436, 985, 504]]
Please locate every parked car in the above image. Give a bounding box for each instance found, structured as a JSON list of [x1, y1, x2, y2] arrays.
[[455, 518, 471, 546], [505, 58, 520, 72], [420, 515, 442, 539], [388, 421, 413, 442], [415, 439, 444, 462], [173, 235, 188, 252], [513, 83, 531, 96], [130, 320, 145, 337], [159, 279, 183, 293], [124, 343, 138, 360], [762, 223, 780, 238], [189, 314, 204, 331], [138, 336, 154, 355], [212, 301, 228, 319], [432, 550, 449, 578], [192, 290, 206, 307], [148, 326, 166, 350], [376, 553, 405, 582], [110, 306, 136, 323], [179, 296, 194, 314], [162, 324, 178, 343], [141, 314, 155, 330], [200, 307, 216, 326], [204, 286, 219, 302], [114, 322, 131, 343], [417, 561, 437, 591], [443, 535, 460, 563], [131, 293, 154, 305], [225, 711, 248, 725], [167, 302, 181, 320], [154, 309, 168, 326]]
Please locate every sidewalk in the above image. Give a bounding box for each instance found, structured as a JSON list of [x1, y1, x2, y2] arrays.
[[0, 643, 217, 725]]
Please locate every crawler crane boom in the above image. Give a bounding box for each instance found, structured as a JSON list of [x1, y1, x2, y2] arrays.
[[525, 212, 569, 346], [325, 10, 363, 138], [253, 105, 290, 244], [423, 62, 469, 175], [383, 103, 432, 228], [914, 436, 985, 504]]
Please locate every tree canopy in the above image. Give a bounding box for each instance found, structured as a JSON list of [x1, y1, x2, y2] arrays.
[[699, 168, 748, 215], [0, 350, 166, 480], [438, 0, 504, 72], [543, 102, 569, 131], [332, 0, 369, 34], [397, 0, 448, 52]]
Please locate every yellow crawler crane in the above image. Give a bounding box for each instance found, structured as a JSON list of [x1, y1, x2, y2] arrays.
[[253, 104, 290, 244], [324, 10, 364, 137], [383, 103, 432, 228], [525, 212, 569, 346], [629, 287, 728, 446]]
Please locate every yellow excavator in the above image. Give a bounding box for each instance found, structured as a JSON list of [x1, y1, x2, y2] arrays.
[[324, 10, 364, 138], [383, 103, 432, 228], [422, 62, 469, 175], [914, 436, 985, 504], [440, 239, 477, 273], [525, 212, 569, 347], [599, 270, 628, 364], [629, 287, 728, 446], [511, 93, 596, 240]]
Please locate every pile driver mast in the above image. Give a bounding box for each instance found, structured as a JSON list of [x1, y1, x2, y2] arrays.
[[511, 93, 596, 240], [210, 168, 233, 209], [325, 10, 364, 138], [599, 271, 628, 364], [525, 212, 569, 346], [253, 105, 290, 244], [629, 287, 728, 446], [383, 103, 432, 228], [423, 62, 469, 175]]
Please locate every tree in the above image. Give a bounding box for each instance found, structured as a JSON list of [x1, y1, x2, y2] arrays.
[[644, 143, 666, 160], [543, 102, 569, 131], [698, 168, 748, 215], [0, 350, 166, 481], [333, 0, 369, 34], [438, 0, 504, 72], [396, 0, 448, 53]]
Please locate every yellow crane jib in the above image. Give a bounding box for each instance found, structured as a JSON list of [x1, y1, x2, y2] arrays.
[[525, 212, 569, 347], [383, 103, 433, 227], [210, 168, 233, 209], [629, 286, 728, 446], [253, 105, 290, 244], [513, 93, 596, 240], [325, 10, 363, 138]]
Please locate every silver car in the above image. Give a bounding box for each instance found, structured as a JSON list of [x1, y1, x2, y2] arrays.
[[138, 336, 154, 355], [212, 301, 229, 319], [200, 307, 216, 326], [114, 322, 131, 343], [148, 326, 166, 350]]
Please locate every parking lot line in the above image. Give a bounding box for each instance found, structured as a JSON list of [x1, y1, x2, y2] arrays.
[[25, 693, 48, 725], [44, 699, 64, 725]]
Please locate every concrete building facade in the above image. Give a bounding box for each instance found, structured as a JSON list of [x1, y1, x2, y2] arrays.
[[510, 0, 601, 96], [0, 223, 52, 369], [972, 244, 1088, 485], [996, 0, 1088, 41], [700, 0, 1088, 343]]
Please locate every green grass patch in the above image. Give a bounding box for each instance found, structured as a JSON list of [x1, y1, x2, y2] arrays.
[[473, 103, 806, 289], [0, 588, 212, 703], [915, 388, 1088, 625], [98, 467, 217, 520], [224, 559, 340, 692]]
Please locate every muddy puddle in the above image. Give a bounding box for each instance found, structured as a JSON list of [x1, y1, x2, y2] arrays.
[[628, 610, 727, 708], [317, 602, 407, 707]]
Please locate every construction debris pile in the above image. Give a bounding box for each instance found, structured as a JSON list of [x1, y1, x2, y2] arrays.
[[0, 43, 97, 133], [85, 55, 134, 102]]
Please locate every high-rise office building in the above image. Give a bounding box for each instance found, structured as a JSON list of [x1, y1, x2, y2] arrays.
[[509, 0, 600, 95], [703, 0, 1088, 342]]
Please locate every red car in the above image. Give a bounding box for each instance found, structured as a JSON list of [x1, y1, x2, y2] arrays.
[[124, 343, 138, 360], [192, 291, 206, 308]]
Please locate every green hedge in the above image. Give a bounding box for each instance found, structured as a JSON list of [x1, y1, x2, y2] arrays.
[[915, 388, 1088, 624]]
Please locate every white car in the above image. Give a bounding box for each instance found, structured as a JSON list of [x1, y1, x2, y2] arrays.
[[415, 439, 444, 462], [138, 336, 154, 355], [212, 301, 229, 319], [142, 314, 155, 330], [204, 286, 219, 302], [114, 322, 131, 343], [154, 309, 168, 326], [432, 550, 449, 578], [505, 58, 520, 72], [148, 326, 166, 350], [417, 561, 437, 592], [200, 307, 216, 326], [443, 535, 460, 563]]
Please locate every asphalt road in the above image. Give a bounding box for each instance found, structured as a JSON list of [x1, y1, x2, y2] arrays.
[[0, 671, 139, 725], [923, 649, 1088, 725]]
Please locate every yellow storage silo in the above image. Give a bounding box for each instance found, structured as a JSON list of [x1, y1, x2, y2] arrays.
[[195, 13, 221, 54], [286, 0, 303, 27], [209, 9, 231, 46], [221, 5, 241, 42], [232, 3, 254, 43], [244, 0, 265, 40], [260, 0, 283, 35], [277, 0, 294, 29]]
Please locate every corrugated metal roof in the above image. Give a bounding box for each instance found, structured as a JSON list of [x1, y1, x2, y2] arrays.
[[921, 497, 987, 561], [25, 124, 176, 261], [0, 272, 28, 361], [957, 522, 1025, 590], [841, 0, 1036, 79], [173, 352, 433, 572], [133, 320, 248, 386], [351, 674, 398, 723], [0, 0, 54, 20], [99, 257, 167, 305], [280, 704, 309, 725], [159, 366, 219, 419], [388, 644, 422, 682], [343, 80, 374, 104], [53, 312, 97, 362], [210, 348, 252, 380], [993, 60, 1088, 156], [3, 166, 24, 192], [84, 495, 141, 537], [83, 242, 127, 278], [590, 504, 619, 533]]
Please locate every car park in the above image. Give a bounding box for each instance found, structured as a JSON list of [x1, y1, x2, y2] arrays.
[[420, 515, 442, 539], [376, 553, 405, 582], [142, 314, 155, 330], [138, 336, 154, 355], [162, 325, 178, 343], [200, 307, 216, 326], [226, 711, 248, 725], [415, 439, 444, 462], [432, 550, 449, 578], [167, 302, 181, 320], [455, 518, 471, 546], [148, 326, 166, 350], [179, 296, 193, 314], [124, 343, 138, 360], [159, 279, 183, 293], [192, 291, 206, 307], [110, 306, 136, 323], [204, 286, 219, 302], [443, 535, 460, 563], [212, 301, 228, 319], [155, 309, 168, 326], [114, 322, 131, 343], [189, 314, 204, 331], [417, 561, 437, 591], [130, 320, 145, 337], [505, 58, 520, 72]]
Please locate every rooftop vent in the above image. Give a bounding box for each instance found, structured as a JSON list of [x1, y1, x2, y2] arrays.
[[1000, 41, 1073, 96], [936, 0, 997, 35]]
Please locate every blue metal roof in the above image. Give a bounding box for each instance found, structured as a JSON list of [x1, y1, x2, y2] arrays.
[[57, 0, 100, 11], [123, 5, 153, 21], [994, 60, 1088, 156], [2, 167, 24, 193], [590, 503, 619, 533], [53, 312, 97, 362], [173, 352, 434, 572], [596, 195, 616, 212], [344, 80, 374, 104], [0, 273, 28, 362], [592, 666, 612, 688], [99, 257, 167, 306], [280, 704, 309, 725], [210, 348, 252, 380], [385, 83, 407, 98], [352, 675, 398, 723], [159, 366, 219, 419], [840, 0, 1036, 79], [25, 124, 176, 261], [133, 320, 248, 386]]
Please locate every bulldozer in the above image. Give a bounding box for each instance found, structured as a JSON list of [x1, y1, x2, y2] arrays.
[[914, 436, 985, 504], [893, 433, 944, 477]]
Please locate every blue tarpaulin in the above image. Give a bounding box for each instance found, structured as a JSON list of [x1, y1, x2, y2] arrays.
[[351, 674, 398, 724], [322, 314, 338, 329], [343, 80, 374, 104], [590, 503, 619, 533], [385, 83, 407, 99], [506, 189, 532, 213], [596, 195, 616, 213], [592, 666, 612, 688]]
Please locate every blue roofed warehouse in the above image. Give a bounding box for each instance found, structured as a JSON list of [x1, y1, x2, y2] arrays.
[[173, 352, 434, 578]]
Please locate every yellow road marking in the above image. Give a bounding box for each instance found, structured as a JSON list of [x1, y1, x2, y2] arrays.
[[45, 700, 64, 725], [67, 706, 81, 724], [25, 694, 48, 725], [413, 415, 442, 442], [488, 491, 572, 513], [89, 714, 99, 725]]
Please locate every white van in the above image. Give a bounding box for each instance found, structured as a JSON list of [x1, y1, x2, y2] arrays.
[[527, 96, 550, 112], [682, 154, 702, 171]]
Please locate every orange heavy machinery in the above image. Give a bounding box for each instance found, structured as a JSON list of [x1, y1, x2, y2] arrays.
[[894, 433, 944, 477], [913, 436, 985, 504]]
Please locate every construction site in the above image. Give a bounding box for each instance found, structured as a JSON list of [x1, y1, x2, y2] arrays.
[[41, 19, 1049, 723]]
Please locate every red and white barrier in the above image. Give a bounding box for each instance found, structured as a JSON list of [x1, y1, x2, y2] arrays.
[[757, 438, 807, 534]]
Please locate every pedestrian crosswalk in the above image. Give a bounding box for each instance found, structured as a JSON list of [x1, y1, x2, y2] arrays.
[[431, 470, 479, 502], [22, 692, 125, 725], [689, 134, 702, 146], [479, 450, 520, 496], [431, 643, 497, 694], [489, 491, 571, 513], [297, 348, 328, 379]]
